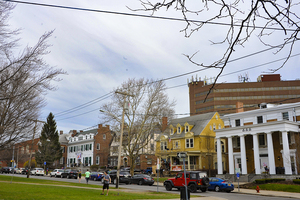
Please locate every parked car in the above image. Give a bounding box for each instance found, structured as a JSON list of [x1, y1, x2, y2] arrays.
[[61, 169, 78, 179], [16, 168, 24, 174], [90, 172, 103, 181], [1, 167, 12, 174], [131, 174, 154, 186], [21, 168, 29, 175], [30, 168, 44, 176], [208, 177, 234, 193], [164, 171, 209, 193], [108, 170, 131, 185], [143, 167, 153, 175], [50, 169, 64, 178]]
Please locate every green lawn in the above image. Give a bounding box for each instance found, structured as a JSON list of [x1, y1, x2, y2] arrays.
[[0, 175, 179, 200], [250, 183, 300, 193]]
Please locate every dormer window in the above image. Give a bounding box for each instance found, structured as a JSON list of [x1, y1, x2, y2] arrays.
[[170, 128, 174, 135], [177, 126, 181, 134], [185, 125, 189, 133]]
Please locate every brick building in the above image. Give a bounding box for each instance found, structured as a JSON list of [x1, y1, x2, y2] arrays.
[[188, 74, 300, 115]]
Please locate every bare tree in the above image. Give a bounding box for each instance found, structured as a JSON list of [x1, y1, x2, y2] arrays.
[[100, 78, 175, 175], [0, 2, 65, 150], [134, 0, 300, 100]]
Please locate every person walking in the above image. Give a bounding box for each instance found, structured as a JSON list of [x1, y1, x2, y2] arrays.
[[101, 171, 111, 196], [85, 169, 91, 184], [78, 169, 82, 183]]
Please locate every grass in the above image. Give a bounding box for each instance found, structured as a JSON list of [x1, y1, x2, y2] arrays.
[[0, 175, 179, 200], [249, 183, 300, 193]]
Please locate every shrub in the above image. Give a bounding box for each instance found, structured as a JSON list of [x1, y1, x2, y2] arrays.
[[293, 179, 300, 184], [23, 159, 37, 168], [90, 165, 99, 171], [254, 178, 285, 184]]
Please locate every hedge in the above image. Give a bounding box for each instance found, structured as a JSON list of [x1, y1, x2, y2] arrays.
[[254, 178, 285, 184], [293, 179, 300, 184]]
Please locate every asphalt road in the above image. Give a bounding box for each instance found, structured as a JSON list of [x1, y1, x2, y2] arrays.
[[1, 174, 296, 200]]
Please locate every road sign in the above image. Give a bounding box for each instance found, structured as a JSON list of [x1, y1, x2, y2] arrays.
[[44, 162, 46, 165], [237, 172, 240, 179], [177, 152, 187, 158]]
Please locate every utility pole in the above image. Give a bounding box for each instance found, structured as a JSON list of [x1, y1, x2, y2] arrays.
[[114, 90, 134, 189], [27, 119, 46, 178]]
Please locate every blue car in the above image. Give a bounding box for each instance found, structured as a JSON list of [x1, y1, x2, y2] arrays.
[[90, 172, 103, 181], [208, 177, 234, 192]]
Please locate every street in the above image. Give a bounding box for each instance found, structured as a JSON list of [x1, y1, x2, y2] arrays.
[[2, 174, 298, 200]]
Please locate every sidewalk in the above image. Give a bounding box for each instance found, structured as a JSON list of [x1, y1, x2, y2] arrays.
[[153, 182, 300, 199]]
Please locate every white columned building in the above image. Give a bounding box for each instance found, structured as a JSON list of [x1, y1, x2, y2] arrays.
[[215, 102, 300, 175]]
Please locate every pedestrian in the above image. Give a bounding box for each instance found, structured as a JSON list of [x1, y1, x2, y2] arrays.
[[46, 168, 48, 176], [78, 169, 82, 183], [101, 171, 111, 196], [85, 169, 91, 184]]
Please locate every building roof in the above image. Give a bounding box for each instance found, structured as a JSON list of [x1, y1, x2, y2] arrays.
[[159, 112, 216, 140]]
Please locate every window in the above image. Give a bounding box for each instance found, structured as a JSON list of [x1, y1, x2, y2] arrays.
[[26, 145, 29, 153], [89, 144, 92, 150], [81, 145, 83, 151], [233, 137, 240, 148], [21, 147, 24, 154], [150, 144, 154, 151], [61, 147, 65, 153], [170, 128, 174, 135], [147, 158, 152, 164], [257, 116, 263, 124], [177, 126, 181, 134], [103, 134, 106, 139], [96, 156, 100, 165], [186, 138, 194, 148], [282, 112, 289, 120], [60, 157, 64, 164], [175, 141, 179, 149], [160, 142, 167, 150], [259, 134, 266, 146], [215, 141, 225, 153], [97, 143, 100, 150], [213, 124, 216, 130], [185, 125, 189, 133], [235, 119, 241, 127]]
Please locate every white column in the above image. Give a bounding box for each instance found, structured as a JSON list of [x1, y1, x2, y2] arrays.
[[267, 132, 276, 174], [240, 135, 247, 174], [253, 133, 261, 174], [228, 136, 234, 174], [282, 131, 292, 175], [217, 137, 223, 174]]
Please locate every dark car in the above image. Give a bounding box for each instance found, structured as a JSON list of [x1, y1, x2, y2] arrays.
[[61, 169, 78, 179], [1, 167, 12, 174], [108, 170, 131, 185], [90, 172, 103, 181], [131, 174, 154, 186], [208, 177, 234, 193], [21, 168, 29, 175]]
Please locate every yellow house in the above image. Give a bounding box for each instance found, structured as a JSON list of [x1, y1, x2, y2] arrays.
[[156, 112, 226, 173]]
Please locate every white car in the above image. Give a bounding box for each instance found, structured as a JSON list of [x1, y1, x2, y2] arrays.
[[50, 169, 64, 178], [31, 168, 44, 176]]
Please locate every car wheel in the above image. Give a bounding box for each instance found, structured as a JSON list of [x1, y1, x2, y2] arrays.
[[200, 188, 207, 192], [214, 186, 220, 192], [189, 184, 197, 193], [226, 190, 231, 193], [138, 180, 143, 185], [94, 177, 96, 181], [165, 182, 172, 191], [61, 175, 63, 178], [149, 183, 153, 186], [35, 173, 37, 176], [113, 179, 117, 185], [202, 177, 209, 186], [67, 175, 70, 179]]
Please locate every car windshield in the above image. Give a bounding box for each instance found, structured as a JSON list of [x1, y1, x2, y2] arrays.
[[58, 170, 63, 172], [121, 171, 130, 175]]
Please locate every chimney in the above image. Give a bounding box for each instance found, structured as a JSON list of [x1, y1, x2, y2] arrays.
[[162, 117, 168, 132], [72, 130, 77, 137], [60, 130, 63, 135], [236, 102, 244, 113], [80, 130, 83, 133]]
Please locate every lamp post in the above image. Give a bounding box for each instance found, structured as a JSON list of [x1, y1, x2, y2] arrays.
[[27, 119, 46, 178], [100, 90, 134, 189]]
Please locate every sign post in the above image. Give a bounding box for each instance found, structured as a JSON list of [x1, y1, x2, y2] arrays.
[[177, 152, 188, 200]]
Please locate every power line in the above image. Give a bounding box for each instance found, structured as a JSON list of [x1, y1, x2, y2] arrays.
[[3, 0, 298, 32]]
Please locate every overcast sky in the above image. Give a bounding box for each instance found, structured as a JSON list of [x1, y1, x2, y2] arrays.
[[8, 0, 300, 134]]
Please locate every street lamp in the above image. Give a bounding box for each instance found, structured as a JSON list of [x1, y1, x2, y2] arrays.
[[27, 119, 46, 178], [100, 90, 134, 189]]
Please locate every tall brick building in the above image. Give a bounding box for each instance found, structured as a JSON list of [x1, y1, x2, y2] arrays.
[[189, 74, 300, 115]]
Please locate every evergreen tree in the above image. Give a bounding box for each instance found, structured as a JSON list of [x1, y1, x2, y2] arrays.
[[35, 113, 62, 168]]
